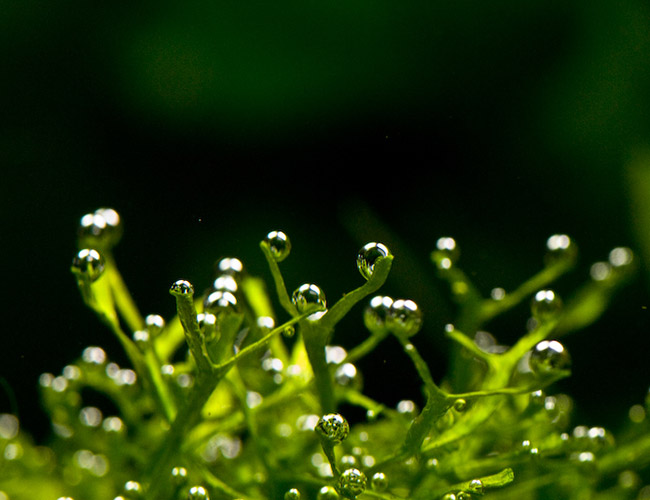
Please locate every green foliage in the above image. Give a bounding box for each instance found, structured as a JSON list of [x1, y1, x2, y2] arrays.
[[1, 208, 648, 500]]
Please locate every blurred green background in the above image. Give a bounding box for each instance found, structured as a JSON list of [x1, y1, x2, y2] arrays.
[[2, 0, 650, 441]]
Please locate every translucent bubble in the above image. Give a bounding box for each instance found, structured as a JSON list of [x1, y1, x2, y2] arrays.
[[292, 284, 327, 314], [545, 234, 577, 265], [132, 330, 150, 347], [203, 291, 238, 315], [171, 465, 188, 486], [441, 494, 457, 500], [71, 248, 105, 282], [102, 416, 124, 433], [188, 486, 210, 500], [490, 287, 506, 301], [530, 290, 562, 321], [453, 399, 467, 412], [215, 257, 243, 276], [196, 313, 217, 341], [432, 237, 459, 269], [317, 486, 339, 500], [468, 479, 484, 494], [334, 363, 359, 388], [363, 296, 394, 335], [213, 275, 238, 293], [457, 492, 473, 500], [387, 299, 423, 337], [590, 262, 612, 281], [123, 480, 143, 497], [145, 314, 165, 336], [82, 346, 107, 365], [396, 399, 417, 416], [284, 488, 301, 500], [79, 407, 103, 427], [170, 280, 194, 296], [246, 391, 263, 409], [264, 230, 292, 262], [371, 472, 388, 492], [0, 414, 19, 440], [529, 340, 570, 376], [316, 413, 350, 445], [609, 247, 634, 268], [325, 345, 347, 364], [338, 468, 367, 498], [356, 242, 391, 280], [78, 208, 122, 249]]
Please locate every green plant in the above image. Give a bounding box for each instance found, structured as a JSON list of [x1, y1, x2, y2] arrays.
[[1, 208, 647, 500]]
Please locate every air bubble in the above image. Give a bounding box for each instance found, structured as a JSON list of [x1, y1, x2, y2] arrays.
[[79, 407, 103, 427], [316, 413, 350, 445], [334, 363, 359, 388], [0, 414, 19, 440], [264, 231, 292, 262], [396, 400, 417, 416], [215, 257, 243, 276], [545, 234, 577, 265], [363, 296, 394, 335], [338, 468, 367, 498], [453, 399, 467, 412], [188, 486, 210, 500], [171, 466, 188, 486], [357, 242, 391, 280], [132, 330, 150, 347], [78, 208, 122, 249], [371, 472, 388, 492], [145, 314, 165, 336], [284, 488, 301, 500], [203, 291, 238, 315], [82, 346, 107, 365], [468, 479, 484, 494], [123, 480, 143, 497], [196, 313, 218, 341], [170, 280, 194, 296], [609, 247, 634, 268], [71, 249, 105, 282], [213, 275, 238, 293], [529, 340, 570, 376], [432, 237, 459, 269], [292, 284, 327, 314], [387, 299, 423, 337], [317, 486, 339, 500], [530, 290, 562, 321], [590, 262, 612, 281]]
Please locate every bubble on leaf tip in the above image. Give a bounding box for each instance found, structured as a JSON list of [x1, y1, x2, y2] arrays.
[[317, 486, 339, 500], [315, 413, 349, 445], [188, 485, 210, 500], [530, 289, 562, 321], [357, 242, 391, 280], [529, 340, 570, 376], [338, 468, 367, 498], [71, 248, 105, 281], [264, 230, 292, 262], [363, 295, 394, 335], [284, 488, 301, 500], [170, 280, 194, 296], [292, 283, 327, 314], [387, 299, 423, 337]]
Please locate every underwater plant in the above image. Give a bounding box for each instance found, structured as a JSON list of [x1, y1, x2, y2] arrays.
[[1, 208, 649, 499]]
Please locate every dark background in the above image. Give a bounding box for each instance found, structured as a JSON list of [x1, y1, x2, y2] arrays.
[[2, 1, 650, 442]]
